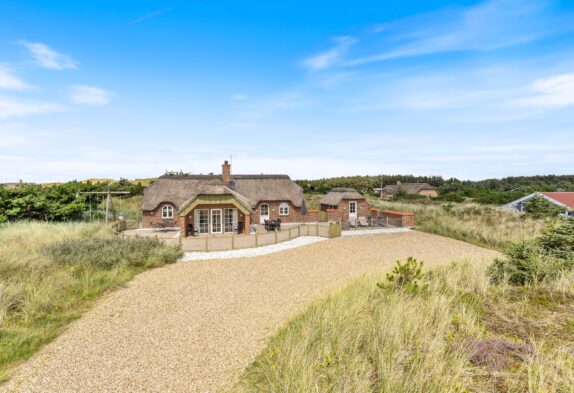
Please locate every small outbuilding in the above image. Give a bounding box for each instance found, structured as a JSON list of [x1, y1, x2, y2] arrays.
[[319, 188, 369, 223]]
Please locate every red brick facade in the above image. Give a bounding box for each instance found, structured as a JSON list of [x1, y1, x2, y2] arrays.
[[321, 199, 370, 222], [250, 201, 310, 224], [142, 202, 180, 228]]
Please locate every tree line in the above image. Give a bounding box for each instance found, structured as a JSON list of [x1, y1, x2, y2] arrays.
[[0, 179, 144, 222], [295, 174, 574, 205]]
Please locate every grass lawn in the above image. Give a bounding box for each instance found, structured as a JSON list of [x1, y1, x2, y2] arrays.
[[238, 202, 573, 392], [238, 260, 574, 392], [367, 197, 547, 250], [0, 221, 182, 381]]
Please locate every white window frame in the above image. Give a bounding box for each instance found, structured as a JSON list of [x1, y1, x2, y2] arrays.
[[195, 209, 209, 234], [223, 208, 237, 233], [260, 203, 269, 217], [162, 205, 173, 219], [349, 201, 357, 214], [211, 209, 223, 234], [279, 202, 289, 216]]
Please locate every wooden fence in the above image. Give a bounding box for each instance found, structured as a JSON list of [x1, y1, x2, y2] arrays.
[[178, 222, 341, 252]]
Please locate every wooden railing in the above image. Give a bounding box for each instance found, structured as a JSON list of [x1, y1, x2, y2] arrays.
[[178, 222, 341, 252]]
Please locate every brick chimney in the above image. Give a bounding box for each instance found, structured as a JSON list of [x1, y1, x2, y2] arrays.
[[222, 160, 231, 184]]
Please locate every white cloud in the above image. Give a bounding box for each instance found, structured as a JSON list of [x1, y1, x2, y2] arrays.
[[0, 95, 64, 119], [20, 41, 78, 70], [512, 73, 574, 109], [128, 7, 174, 25], [69, 85, 114, 106], [231, 94, 248, 101], [0, 66, 32, 90], [345, 0, 572, 66], [303, 36, 357, 70]]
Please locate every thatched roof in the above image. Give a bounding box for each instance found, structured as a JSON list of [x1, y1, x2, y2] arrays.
[[381, 183, 436, 195], [141, 175, 304, 211], [177, 184, 253, 214], [320, 188, 365, 206]]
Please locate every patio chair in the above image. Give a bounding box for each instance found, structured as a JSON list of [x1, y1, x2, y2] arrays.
[[275, 219, 281, 231], [358, 216, 369, 227], [234, 222, 244, 234]]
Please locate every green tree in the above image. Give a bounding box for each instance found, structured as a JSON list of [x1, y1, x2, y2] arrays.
[[523, 196, 564, 219]]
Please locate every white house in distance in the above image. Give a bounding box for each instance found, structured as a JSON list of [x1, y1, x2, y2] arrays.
[[504, 192, 574, 217]]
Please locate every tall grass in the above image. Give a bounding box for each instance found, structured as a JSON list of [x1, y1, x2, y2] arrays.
[[0, 221, 181, 381], [237, 261, 574, 392], [368, 198, 546, 249]]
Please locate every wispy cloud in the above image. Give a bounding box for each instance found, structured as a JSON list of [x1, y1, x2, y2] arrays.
[[302, 0, 573, 67], [231, 93, 248, 101], [512, 73, 574, 109], [128, 8, 174, 25], [237, 91, 308, 119], [20, 41, 77, 70], [0, 95, 64, 119], [0, 66, 32, 90], [69, 85, 114, 106], [303, 36, 357, 70]]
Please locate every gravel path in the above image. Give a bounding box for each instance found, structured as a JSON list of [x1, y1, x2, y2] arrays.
[[181, 236, 327, 261], [2, 231, 499, 393], [342, 227, 411, 236]]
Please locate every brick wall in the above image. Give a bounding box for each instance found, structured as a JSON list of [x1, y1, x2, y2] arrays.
[[251, 201, 308, 224], [142, 202, 180, 228], [326, 208, 342, 222], [419, 190, 438, 197], [381, 210, 415, 227]]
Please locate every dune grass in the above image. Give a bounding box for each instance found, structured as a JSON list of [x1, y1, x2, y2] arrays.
[[0, 221, 182, 381], [237, 261, 574, 392], [368, 198, 546, 250]]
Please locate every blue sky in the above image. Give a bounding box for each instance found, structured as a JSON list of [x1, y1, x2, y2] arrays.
[[1, 0, 573, 182]]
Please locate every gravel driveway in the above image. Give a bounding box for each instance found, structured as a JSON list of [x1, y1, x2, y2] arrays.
[[2, 231, 499, 393]]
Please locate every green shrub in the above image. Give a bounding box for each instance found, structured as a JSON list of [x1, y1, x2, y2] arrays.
[[539, 219, 574, 258], [378, 257, 427, 293], [489, 220, 574, 285], [42, 236, 182, 269], [523, 196, 564, 219]]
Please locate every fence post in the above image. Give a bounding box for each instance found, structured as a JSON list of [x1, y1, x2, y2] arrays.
[[288, 228, 292, 240], [298, 225, 301, 237], [386, 217, 389, 227], [205, 236, 209, 252], [255, 233, 259, 247], [274, 230, 277, 244]]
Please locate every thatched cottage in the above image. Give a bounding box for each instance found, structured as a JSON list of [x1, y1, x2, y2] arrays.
[[141, 161, 307, 236], [375, 181, 438, 199], [319, 188, 369, 223]]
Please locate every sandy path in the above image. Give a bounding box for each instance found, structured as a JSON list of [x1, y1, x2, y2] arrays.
[[2, 232, 499, 393]]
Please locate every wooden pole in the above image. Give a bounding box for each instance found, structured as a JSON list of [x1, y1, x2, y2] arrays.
[[105, 190, 111, 224]]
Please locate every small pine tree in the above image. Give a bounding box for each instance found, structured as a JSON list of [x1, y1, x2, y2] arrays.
[[523, 196, 564, 219], [378, 257, 427, 293]]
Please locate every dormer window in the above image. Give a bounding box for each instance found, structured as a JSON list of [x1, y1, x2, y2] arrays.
[[162, 205, 174, 219]]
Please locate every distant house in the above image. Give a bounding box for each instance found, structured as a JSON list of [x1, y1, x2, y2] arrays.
[[374, 181, 438, 199], [319, 188, 369, 223], [504, 192, 574, 217]]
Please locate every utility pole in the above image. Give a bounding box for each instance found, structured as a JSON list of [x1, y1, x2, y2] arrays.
[[78, 190, 130, 224]]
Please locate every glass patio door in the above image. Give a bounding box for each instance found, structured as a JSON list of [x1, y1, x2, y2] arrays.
[[211, 209, 222, 233], [195, 209, 209, 234]]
